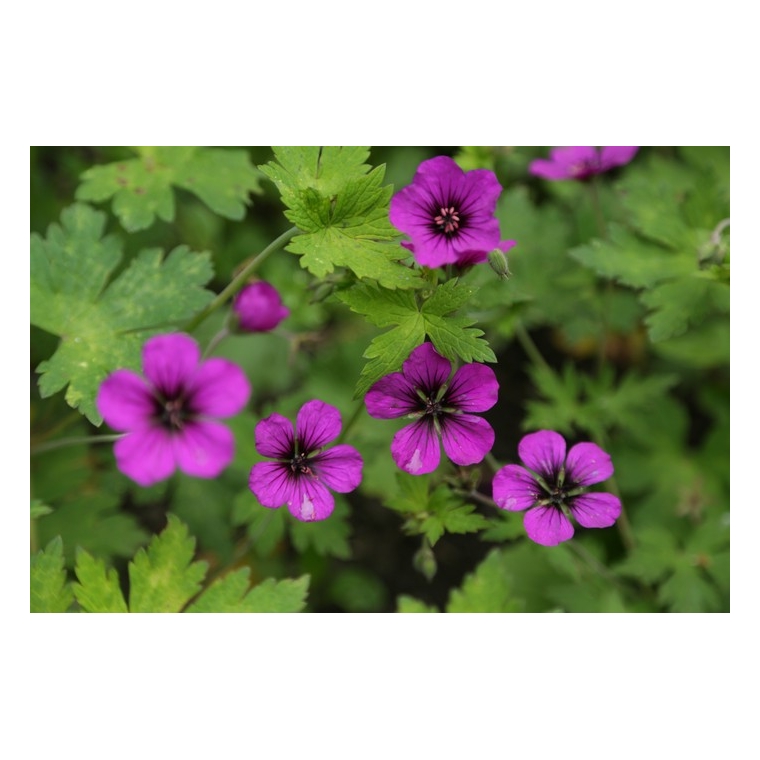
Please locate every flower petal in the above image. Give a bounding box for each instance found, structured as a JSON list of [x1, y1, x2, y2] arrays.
[[568, 492, 621, 529], [185, 358, 251, 418], [599, 146, 638, 170], [565, 442, 614, 486], [445, 363, 499, 412], [523, 506, 574, 546], [365, 373, 419, 419], [529, 158, 572, 180], [296, 399, 342, 452], [492, 465, 542, 511], [440, 413, 494, 466], [287, 477, 335, 522], [173, 420, 234, 478], [391, 419, 440, 475], [249, 460, 295, 508], [142, 333, 200, 397], [97, 369, 155, 431], [310, 444, 363, 493], [113, 427, 176, 486], [518, 430, 566, 481], [254, 413, 295, 458], [402, 342, 451, 397]]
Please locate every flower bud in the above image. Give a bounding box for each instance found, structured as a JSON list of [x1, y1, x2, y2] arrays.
[[232, 281, 289, 333], [488, 242, 514, 280]]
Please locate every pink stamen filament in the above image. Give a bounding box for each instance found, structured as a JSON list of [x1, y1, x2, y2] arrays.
[[434, 206, 460, 234]]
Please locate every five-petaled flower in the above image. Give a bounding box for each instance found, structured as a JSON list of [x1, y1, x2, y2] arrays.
[[492, 430, 621, 546], [233, 281, 290, 333], [249, 400, 363, 522], [97, 333, 251, 486], [365, 342, 498, 475], [389, 156, 506, 268], [529, 146, 638, 181]]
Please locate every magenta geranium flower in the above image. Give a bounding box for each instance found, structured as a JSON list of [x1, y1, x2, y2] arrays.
[[249, 400, 363, 522], [365, 342, 498, 475], [529, 147, 638, 181], [492, 430, 621, 546], [233, 281, 289, 332], [96, 333, 251, 486], [389, 156, 504, 268]]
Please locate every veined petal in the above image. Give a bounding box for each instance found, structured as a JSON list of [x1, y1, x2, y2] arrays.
[[445, 363, 499, 412], [287, 477, 335, 522], [254, 413, 295, 459], [492, 465, 542, 511], [550, 146, 597, 167], [250, 460, 296, 508], [569, 492, 621, 529], [600, 146, 638, 170], [440, 413, 494, 466], [457, 168, 503, 217], [97, 369, 155, 431], [529, 158, 572, 180], [565, 442, 614, 486], [186, 358, 251, 418], [402, 342, 451, 397], [391, 419, 440, 475], [113, 427, 176, 487], [523, 505, 575, 546], [296, 400, 342, 453], [173, 420, 234, 478], [310, 444, 363, 493], [142, 333, 200, 397], [518, 430, 566, 481], [365, 373, 419, 419]]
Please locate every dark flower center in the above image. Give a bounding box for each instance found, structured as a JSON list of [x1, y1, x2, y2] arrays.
[[157, 396, 189, 431], [549, 486, 567, 506], [290, 451, 313, 476], [424, 398, 444, 417], [434, 206, 461, 236]]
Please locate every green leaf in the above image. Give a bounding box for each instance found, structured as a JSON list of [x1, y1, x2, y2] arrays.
[[30, 499, 53, 519], [336, 280, 494, 398], [446, 548, 522, 613], [31, 204, 215, 423], [657, 560, 722, 613], [261, 147, 421, 289], [72, 549, 128, 613], [76, 147, 261, 231], [186, 569, 309, 613], [397, 595, 439, 613], [128, 516, 208, 612], [289, 495, 352, 559], [31, 537, 73, 613]]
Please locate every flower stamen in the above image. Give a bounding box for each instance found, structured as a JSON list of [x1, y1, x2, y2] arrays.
[[434, 206, 460, 235]]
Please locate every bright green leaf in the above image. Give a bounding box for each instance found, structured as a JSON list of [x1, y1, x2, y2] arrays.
[[31, 204, 215, 423], [446, 548, 522, 613], [76, 147, 261, 231], [31, 537, 73, 613], [30, 499, 53, 519], [128, 516, 208, 613], [72, 549, 128, 613], [397, 595, 439, 613]]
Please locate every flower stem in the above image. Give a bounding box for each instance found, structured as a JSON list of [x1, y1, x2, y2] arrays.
[[31, 433, 124, 456], [513, 322, 551, 373], [182, 226, 299, 334], [337, 400, 365, 444], [202, 326, 230, 359], [484, 451, 503, 474]]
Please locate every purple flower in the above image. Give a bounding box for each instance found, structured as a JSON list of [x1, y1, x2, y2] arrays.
[[249, 400, 363, 522], [492, 430, 621, 546], [529, 147, 639, 181], [233, 281, 290, 332], [389, 156, 504, 268], [365, 343, 498, 475], [96, 333, 251, 486]]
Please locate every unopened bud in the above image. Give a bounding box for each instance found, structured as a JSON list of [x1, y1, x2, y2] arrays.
[[488, 248, 511, 279], [232, 281, 289, 333], [413, 543, 437, 582]]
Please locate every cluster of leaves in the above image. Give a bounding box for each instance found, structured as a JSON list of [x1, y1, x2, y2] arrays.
[[31, 516, 309, 613]]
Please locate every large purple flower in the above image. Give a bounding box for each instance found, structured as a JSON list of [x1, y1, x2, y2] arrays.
[[492, 430, 621, 546], [365, 343, 498, 475], [249, 400, 363, 522], [529, 147, 638, 181], [389, 156, 504, 268], [96, 333, 251, 486]]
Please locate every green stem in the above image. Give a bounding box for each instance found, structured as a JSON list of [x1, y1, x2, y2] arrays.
[[182, 226, 299, 334], [588, 177, 612, 373], [484, 451, 503, 474], [31, 434, 123, 456], [336, 401, 365, 444], [513, 322, 551, 373]]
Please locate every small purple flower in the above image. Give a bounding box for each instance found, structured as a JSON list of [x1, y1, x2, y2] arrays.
[[249, 400, 363, 522], [529, 147, 639, 181], [97, 333, 251, 486], [492, 430, 621, 546], [233, 281, 289, 332], [389, 156, 504, 268], [365, 343, 498, 475]]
